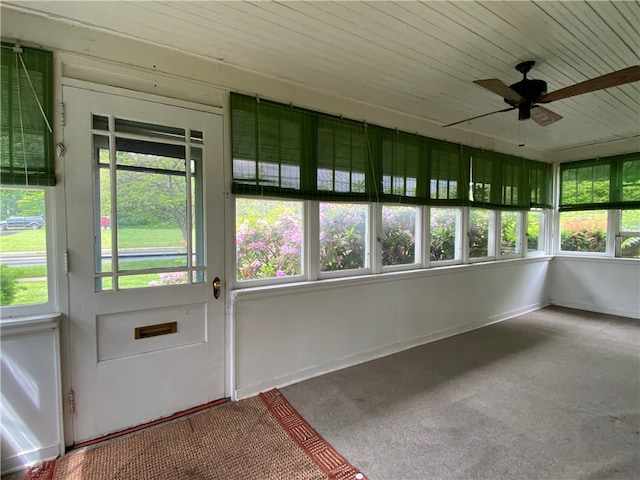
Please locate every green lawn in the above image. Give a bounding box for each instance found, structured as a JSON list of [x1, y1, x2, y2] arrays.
[[0, 227, 186, 253]]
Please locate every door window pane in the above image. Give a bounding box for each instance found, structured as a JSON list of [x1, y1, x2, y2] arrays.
[[381, 205, 417, 266], [430, 207, 460, 262], [319, 203, 368, 272], [235, 198, 303, 280], [94, 116, 204, 290], [0, 188, 48, 306], [559, 210, 607, 253]]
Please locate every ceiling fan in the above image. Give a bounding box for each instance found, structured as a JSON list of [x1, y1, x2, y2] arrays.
[[444, 61, 640, 128]]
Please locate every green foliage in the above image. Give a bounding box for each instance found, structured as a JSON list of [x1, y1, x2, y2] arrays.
[[469, 209, 490, 258], [319, 203, 367, 271], [381, 206, 416, 266], [236, 199, 302, 280], [430, 208, 457, 261], [560, 211, 607, 253], [0, 188, 45, 219], [0, 264, 21, 305]]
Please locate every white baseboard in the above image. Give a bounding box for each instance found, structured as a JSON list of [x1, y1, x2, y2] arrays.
[[1, 443, 60, 475], [550, 299, 640, 320], [235, 301, 549, 399]]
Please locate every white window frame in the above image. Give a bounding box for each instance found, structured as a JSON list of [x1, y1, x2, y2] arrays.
[[317, 201, 372, 280], [428, 206, 463, 268], [526, 209, 548, 257], [467, 207, 496, 263], [498, 210, 524, 259], [0, 187, 58, 318], [556, 209, 610, 257], [379, 203, 422, 274]]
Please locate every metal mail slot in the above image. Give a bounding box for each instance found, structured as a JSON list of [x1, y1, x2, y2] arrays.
[[134, 321, 178, 339]]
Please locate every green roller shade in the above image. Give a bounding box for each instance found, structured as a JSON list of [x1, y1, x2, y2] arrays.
[[1, 43, 55, 186], [470, 149, 528, 209], [316, 115, 372, 200], [427, 139, 466, 206], [230, 93, 550, 209], [379, 128, 426, 204], [529, 160, 553, 209], [559, 153, 640, 211]]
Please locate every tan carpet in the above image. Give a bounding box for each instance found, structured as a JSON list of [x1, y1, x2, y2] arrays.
[[25, 390, 366, 480]]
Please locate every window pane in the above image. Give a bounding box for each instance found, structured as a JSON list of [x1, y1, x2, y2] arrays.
[[500, 211, 522, 256], [0, 188, 48, 306], [527, 210, 546, 253], [620, 209, 640, 258], [621, 209, 640, 232], [236, 198, 303, 280], [430, 207, 459, 262], [560, 210, 607, 253], [469, 208, 492, 258], [319, 203, 368, 271], [381, 206, 416, 266]]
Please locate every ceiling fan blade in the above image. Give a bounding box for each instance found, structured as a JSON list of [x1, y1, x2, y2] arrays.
[[540, 65, 640, 103], [442, 107, 516, 128], [530, 105, 563, 127], [474, 79, 523, 103]]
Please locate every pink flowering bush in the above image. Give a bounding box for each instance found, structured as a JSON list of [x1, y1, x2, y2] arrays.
[[319, 203, 368, 271], [236, 199, 303, 280]]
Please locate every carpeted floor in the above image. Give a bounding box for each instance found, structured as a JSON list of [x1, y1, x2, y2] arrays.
[[20, 391, 365, 480], [282, 306, 640, 480]]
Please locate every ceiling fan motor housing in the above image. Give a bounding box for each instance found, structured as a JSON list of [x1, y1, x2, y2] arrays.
[[506, 78, 548, 120]]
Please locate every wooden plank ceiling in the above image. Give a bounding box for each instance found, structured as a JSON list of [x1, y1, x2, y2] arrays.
[[4, 1, 640, 154]]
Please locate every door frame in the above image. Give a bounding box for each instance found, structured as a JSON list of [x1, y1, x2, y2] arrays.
[[60, 79, 232, 443]]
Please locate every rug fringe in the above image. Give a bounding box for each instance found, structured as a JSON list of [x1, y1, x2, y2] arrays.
[[260, 388, 367, 480], [25, 459, 56, 480]]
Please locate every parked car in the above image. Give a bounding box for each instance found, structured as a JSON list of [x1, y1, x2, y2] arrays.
[[0, 216, 45, 230]]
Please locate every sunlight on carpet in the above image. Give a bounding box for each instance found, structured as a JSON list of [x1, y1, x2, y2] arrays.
[[25, 389, 366, 480]]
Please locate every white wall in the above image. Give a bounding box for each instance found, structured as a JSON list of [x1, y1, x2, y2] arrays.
[[1, 316, 63, 474], [550, 257, 640, 319], [233, 258, 551, 398]]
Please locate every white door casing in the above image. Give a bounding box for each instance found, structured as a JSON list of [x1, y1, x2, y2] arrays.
[[63, 86, 225, 442]]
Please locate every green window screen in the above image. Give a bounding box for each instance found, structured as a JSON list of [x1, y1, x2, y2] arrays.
[[231, 94, 308, 197], [316, 116, 371, 199], [380, 129, 423, 201], [560, 160, 611, 211], [1, 43, 54, 186], [428, 140, 465, 205], [529, 161, 553, 208], [620, 155, 640, 206]]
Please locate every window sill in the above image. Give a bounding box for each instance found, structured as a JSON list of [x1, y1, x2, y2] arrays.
[[230, 255, 552, 302], [0, 312, 62, 336]]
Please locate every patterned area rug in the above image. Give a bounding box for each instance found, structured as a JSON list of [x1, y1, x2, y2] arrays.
[[25, 389, 365, 480]]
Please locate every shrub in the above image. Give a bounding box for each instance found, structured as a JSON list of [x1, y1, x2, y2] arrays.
[[0, 265, 20, 306], [319, 203, 367, 271]]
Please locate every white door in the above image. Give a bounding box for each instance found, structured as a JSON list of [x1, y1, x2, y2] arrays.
[[63, 86, 226, 442]]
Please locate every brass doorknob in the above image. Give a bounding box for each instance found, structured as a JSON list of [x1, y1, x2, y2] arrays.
[[213, 277, 222, 299]]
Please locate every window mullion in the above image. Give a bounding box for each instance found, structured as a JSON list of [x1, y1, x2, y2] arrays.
[[306, 200, 319, 281], [185, 131, 193, 282], [108, 116, 119, 289], [371, 203, 382, 274]]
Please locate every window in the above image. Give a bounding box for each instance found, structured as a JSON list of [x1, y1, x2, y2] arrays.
[[430, 207, 461, 263], [618, 209, 640, 259], [319, 202, 368, 273], [381, 205, 418, 267], [236, 198, 303, 281], [93, 117, 206, 290], [500, 211, 522, 257], [1, 44, 55, 315], [559, 210, 607, 254], [0, 187, 53, 312], [527, 210, 547, 255], [468, 208, 495, 260]]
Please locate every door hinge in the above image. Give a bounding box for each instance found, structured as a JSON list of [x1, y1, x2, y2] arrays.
[[65, 249, 70, 274], [60, 102, 65, 128], [69, 389, 76, 414]]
